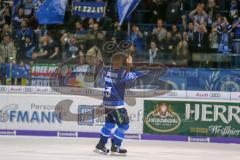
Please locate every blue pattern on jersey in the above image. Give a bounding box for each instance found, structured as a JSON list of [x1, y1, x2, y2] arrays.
[[102, 67, 142, 107]]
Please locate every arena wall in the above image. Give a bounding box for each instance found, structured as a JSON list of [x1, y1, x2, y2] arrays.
[[0, 85, 240, 144]]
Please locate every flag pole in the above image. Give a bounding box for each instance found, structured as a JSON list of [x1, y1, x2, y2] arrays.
[[103, 0, 108, 17], [128, 21, 131, 37]]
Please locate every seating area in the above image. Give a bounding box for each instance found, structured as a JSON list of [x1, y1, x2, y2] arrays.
[[0, 0, 240, 85]]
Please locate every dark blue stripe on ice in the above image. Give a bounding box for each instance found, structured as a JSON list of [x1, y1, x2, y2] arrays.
[[78, 132, 99, 138], [142, 134, 188, 142], [211, 137, 240, 144], [1, 129, 240, 144], [16, 130, 57, 137]]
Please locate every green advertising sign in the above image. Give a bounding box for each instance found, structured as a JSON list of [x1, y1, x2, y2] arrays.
[[144, 100, 240, 138]]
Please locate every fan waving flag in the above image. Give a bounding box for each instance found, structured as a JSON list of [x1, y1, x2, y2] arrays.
[[117, 0, 140, 25], [33, 0, 67, 24]]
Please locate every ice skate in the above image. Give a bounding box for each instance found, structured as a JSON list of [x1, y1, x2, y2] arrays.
[[94, 143, 109, 155], [110, 144, 127, 156]]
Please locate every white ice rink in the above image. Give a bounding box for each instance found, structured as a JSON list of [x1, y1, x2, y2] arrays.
[[0, 136, 239, 160]]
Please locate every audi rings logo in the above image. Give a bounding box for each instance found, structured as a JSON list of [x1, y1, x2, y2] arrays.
[[0, 86, 7, 92], [167, 91, 178, 97], [103, 40, 132, 53], [209, 93, 221, 98]]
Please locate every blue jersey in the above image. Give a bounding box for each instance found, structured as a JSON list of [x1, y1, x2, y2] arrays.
[[102, 67, 141, 108]]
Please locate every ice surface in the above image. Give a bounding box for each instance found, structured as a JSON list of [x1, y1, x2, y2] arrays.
[[0, 136, 239, 160]]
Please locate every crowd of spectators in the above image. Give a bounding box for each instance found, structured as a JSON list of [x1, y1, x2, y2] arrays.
[[0, 0, 239, 70], [140, 0, 240, 67]]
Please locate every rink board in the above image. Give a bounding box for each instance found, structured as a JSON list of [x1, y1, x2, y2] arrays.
[[0, 86, 240, 144]]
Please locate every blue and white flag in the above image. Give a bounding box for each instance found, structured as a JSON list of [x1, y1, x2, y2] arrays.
[[72, 1, 106, 19], [13, 0, 20, 6], [12, 0, 20, 16], [5, 64, 30, 79], [117, 0, 140, 25], [33, 0, 67, 24]]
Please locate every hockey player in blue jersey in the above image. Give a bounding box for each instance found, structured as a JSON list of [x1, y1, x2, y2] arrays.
[[94, 53, 140, 156]]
